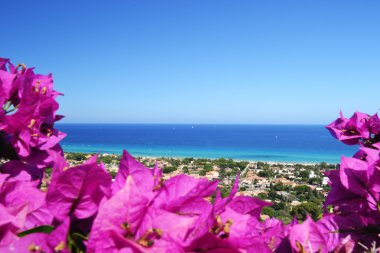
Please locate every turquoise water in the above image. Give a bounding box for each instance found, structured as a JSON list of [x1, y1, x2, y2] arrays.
[[58, 124, 358, 163]]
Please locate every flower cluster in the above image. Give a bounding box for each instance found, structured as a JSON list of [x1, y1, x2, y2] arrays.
[[326, 111, 380, 147], [322, 111, 380, 252], [0, 57, 65, 174], [1, 58, 380, 252]]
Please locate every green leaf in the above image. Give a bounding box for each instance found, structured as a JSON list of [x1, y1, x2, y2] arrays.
[[71, 232, 88, 241], [17, 225, 54, 237]]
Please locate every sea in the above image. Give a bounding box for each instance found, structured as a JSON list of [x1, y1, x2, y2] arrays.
[[57, 124, 358, 164]]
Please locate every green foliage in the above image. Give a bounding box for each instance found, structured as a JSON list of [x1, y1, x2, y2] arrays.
[[17, 225, 54, 237], [298, 170, 310, 180], [257, 168, 275, 178], [66, 152, 87, 161], [98, 155, 117, 164], [182, 158, 193, 164], [271, 182, 290, 191], [256, 162, 270, 170], [163, 166, 177, 173], [291, 202, 322, 221], [214, 158, 248, 170], [274, 163, 284, 169], [45, 167, 52, 178], [168, 158, 181, 167], [272, 201, 286, 210], [267, 189, 279, 200], [293, 185, 311, 194], [182, 166, 189, 173], [68, 232, 88, 253], [308, 177, 322, 185], [109, 170, 117, 178], [262, 206, 275, 217], [319, 162, 328, 169], [280, 216, 292, 224], [318, 162, 335, 170], [226, 168, 240, 177], [199, 169, 206, 176], [240, 185, 248, 191], [204, 164, 213, 172], [220, 186, 232, 198], [256, 192, 268, 200], [258, 180, 326, 223]]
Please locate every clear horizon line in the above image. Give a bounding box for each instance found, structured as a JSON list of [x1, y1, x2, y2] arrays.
[[56, 122, 327, 126]]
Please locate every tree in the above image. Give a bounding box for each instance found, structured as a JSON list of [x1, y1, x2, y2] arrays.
[[257, 168, 275, 178], [262, 206, 275, 217], [182, 158, 193, 164], [204, 164, 213, 172], [66, 153, 87, 161], [291, 202, 322, 221], [182, 166, 189, 173], [256, 192, 268, 200], [163, 166, 177, 173]]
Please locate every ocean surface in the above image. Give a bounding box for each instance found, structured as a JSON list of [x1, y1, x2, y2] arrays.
[[57, 124, 358, 163]]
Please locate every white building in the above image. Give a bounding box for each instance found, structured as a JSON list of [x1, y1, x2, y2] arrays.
[[309, 171, 316, 179], [322, 176, 330, 186]]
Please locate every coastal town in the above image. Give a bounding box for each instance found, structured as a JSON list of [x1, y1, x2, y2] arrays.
[[65, 152, 336, 223]]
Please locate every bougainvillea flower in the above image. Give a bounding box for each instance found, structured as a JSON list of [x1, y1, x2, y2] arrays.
[[332, 235, 356, 253], [213, 175, 240, 214], [112, 150, 158, 195], [46, 156, 112, 221], [88, 175, 183, 252], [89, 151, 221, 252], [288, 216, 334, 253], [250, 217, 288, 251], [324, 168, 372, 216], [151, 175, 218, 245], [0, 217, 70, 253], [0, 58, 9, 70], [0, 58, 66, 171], [326, 111, 351, 142], [209, 196, 272, 250], [0, 172, 54, 247], [111, 150, 219, 245], [0, 204, 29, 246], [0, 160, 43, 181], [326, 111, 370, 145], [153, 174, 218, 211], [354, 146, 380, 162], [92, 229, 185, 253], [334, 214, 380, 252], [368, 113, 380, 135], [324, 155, 380, 228], [290, 214, 375, 253], [186, 232, 244, 253], [182, 173, 272, 251], [88, 175, 149, 252], [0, 69, 16, 106], [225, 195, 271, 220], [339, 157, 372, 196], [339, 157, 380, 212]]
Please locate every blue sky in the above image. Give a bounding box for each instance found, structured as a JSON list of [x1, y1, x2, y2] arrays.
[[2, 1, 379, 124]]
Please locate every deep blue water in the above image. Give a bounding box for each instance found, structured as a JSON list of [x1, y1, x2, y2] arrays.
[[57, 124, 358, 163]]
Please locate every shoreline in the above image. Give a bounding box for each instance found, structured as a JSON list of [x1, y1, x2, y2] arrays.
[[64, 150, 338, 166], [59, 123, 356, 165]]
